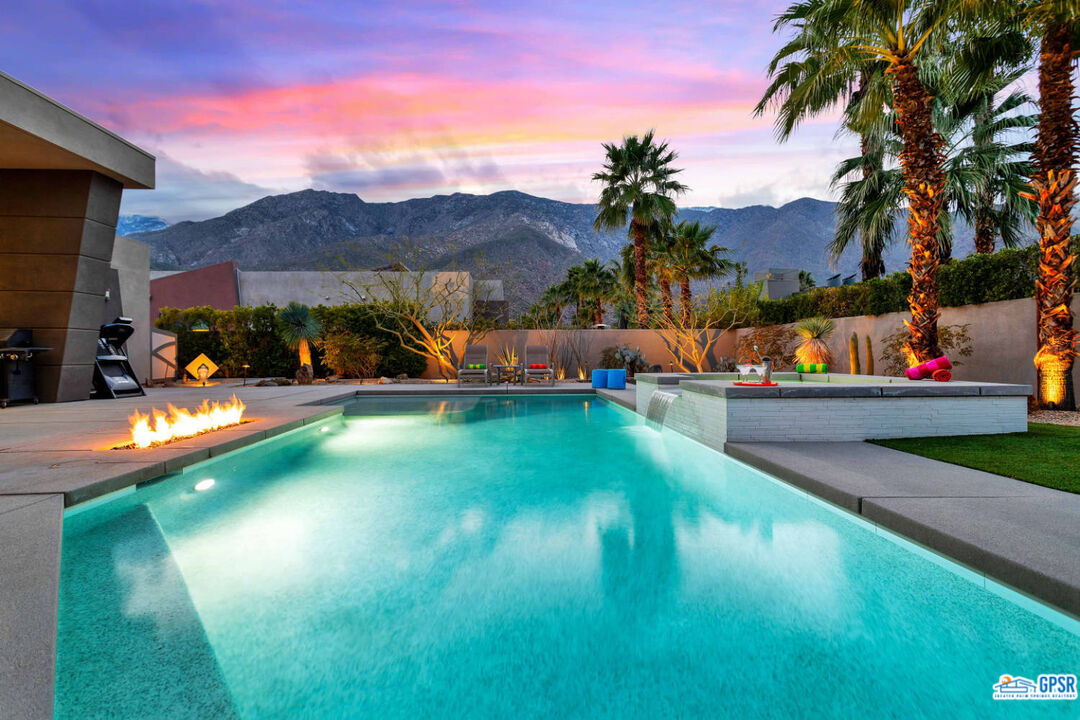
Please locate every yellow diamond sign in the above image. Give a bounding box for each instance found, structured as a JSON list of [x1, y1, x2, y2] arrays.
[[185, 353, 219, 383]]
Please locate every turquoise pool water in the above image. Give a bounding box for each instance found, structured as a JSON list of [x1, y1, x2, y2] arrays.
[[57, 395, 1079, 719]]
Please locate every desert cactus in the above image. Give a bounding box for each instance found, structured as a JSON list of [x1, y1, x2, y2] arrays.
[[849, 332, 861, 374], [865, 335, 875, 375]]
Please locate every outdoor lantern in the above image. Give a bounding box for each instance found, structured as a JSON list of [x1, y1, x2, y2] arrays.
[[242, 363, 251, 386]]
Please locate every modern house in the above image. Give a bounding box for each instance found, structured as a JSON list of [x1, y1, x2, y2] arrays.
[[753, 268, 802, 300], [0, 71, 155, 401]]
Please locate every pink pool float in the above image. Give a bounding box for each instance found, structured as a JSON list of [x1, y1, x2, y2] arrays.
[[905, 355, 953, 382]]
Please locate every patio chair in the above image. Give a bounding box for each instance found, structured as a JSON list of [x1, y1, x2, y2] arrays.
[[523, 345, 554, 386], [457, 344, 489, 386]]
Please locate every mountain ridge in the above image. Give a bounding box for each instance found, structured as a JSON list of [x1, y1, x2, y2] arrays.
[[129, 188, 995, 309]]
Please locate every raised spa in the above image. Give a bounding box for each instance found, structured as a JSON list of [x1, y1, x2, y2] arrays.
[[635, 372, 1031, 445]]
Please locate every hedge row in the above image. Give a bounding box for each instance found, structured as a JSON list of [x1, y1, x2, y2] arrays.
[[755, 242, 1072, 324], [155, 303, 428, 379]]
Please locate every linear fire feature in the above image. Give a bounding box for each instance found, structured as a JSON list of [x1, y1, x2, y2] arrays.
[[123, 395, 247, 449]]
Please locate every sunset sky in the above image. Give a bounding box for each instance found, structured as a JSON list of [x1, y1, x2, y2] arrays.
[[3, 0, 859, 221]]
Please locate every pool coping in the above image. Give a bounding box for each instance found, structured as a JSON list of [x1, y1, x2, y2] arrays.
[[724, 441, 1080, 619]]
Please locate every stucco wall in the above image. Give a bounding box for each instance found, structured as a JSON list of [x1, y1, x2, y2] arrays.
[[421, 329, 737, 379], [422, 297, 1078, 406], [110, 236, 150, 384], [733, 296, 1080, 392]]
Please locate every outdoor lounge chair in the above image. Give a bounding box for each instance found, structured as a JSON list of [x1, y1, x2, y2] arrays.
[[457, 344, 490, 386], [523, 345, 554, 386]]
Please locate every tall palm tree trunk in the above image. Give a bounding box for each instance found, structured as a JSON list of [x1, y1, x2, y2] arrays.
[[631, 219, 650, 326], [856, 70, 885, 280], [973, 105, 997, 254], [1031, 22, 1078, 409], [973, 205, 996, 254], [859, 132, 887, 279], [594, 298, 604, 326], [659, 277, 674, 326], [679, 275, 693, 326], [890, 58, 945, 364]]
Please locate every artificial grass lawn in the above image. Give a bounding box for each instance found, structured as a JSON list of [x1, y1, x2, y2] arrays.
[[871, 422, 1080, 494]]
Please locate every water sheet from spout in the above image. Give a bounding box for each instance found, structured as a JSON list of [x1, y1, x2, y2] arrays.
[[645, 390, 677, 430]]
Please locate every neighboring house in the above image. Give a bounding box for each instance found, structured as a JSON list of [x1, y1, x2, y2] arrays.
[[824, 272, 858, 288], [753, 268, 802, 300], [150, 263, 493, 321]]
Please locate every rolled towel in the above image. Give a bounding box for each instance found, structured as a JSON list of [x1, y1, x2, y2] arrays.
[[931, 368, 952, 382], [905, 355, 952, 380], [797, 363, 828, 374], [529, 363, 547, 369], [466, 363, 486, 369]]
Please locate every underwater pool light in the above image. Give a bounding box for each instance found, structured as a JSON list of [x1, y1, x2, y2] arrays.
[[194, 478, 216, 492], [320, 426, 330, 432]]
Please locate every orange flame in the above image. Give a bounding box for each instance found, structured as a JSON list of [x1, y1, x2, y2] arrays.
[[128, 395, 246, 448]]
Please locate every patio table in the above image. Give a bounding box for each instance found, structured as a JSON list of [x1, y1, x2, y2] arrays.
[[490, 363, 523, 384]]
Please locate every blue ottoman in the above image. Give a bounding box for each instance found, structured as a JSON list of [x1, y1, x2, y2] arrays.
[[591, 369, 609, 388], [607, 369, 627, 389]]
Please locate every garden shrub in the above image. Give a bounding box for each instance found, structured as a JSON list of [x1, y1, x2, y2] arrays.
[[321, 332, 380, 378], [156, 302, 430, 379], [313, 303, 428, 378], [736, 325, 797, 370], [754, 240, 1079, 324], [878, 323, 975, 376]]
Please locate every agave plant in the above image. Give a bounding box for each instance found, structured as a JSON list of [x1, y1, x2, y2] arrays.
[[794, 316, 835, 366], [496, 345, 519, 366]]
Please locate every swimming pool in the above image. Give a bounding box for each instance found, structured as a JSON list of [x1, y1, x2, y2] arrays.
[[57, 395, 1079, 718]]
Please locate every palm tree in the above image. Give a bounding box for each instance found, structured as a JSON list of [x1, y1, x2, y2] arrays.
[[665, 220, 732, 325], [575, 259, 619, 326], [1021, 0, 1079, 409], [593, 131, 688, 326], [277, 302, 321, 370], [765, 0, 996, 363], [538, 284, 569, 327], [961, 78, 1037, 253], [830, 72, 1036, 264], [757, 2, 893, 279], [560, 265, 587, 323], [648, 221, 680, 326]]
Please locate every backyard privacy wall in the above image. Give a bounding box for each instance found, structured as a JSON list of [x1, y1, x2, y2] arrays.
[[429, 329, 736, 380], [436, 296, 1079, 397]]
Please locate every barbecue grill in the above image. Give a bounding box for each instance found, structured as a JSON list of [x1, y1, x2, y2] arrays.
[[0, 329, 51, 408]]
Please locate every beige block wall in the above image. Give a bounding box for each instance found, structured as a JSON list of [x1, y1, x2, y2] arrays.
[[732, 296, 1080, 390], [421, 329, 737, 379], [420, 296, 1078, 402]]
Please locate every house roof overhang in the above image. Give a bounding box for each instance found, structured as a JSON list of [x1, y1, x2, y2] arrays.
[[0, 71, 155, 189]]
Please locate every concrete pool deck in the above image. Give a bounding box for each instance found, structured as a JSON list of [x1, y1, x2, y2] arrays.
[[1, 381, 1077, 718]]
